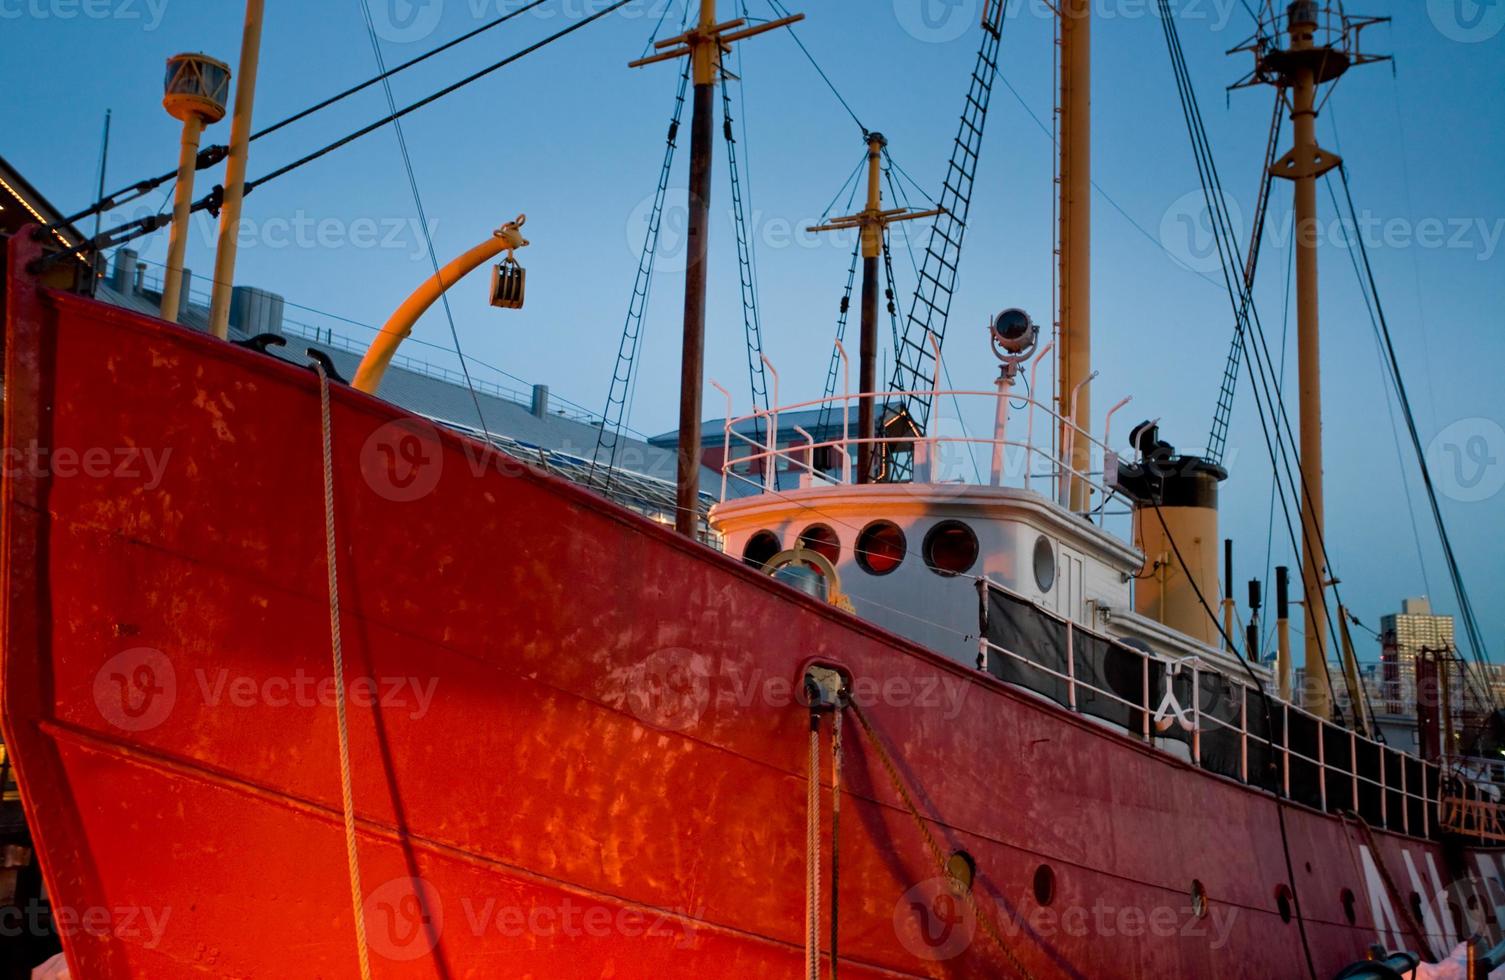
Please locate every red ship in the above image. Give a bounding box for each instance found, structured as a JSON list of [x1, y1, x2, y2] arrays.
[[4, 1, 1504, 978]]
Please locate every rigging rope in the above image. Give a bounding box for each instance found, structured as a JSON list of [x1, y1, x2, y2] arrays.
[[886, 8, 1007, 473], [50, 0, 551, 233], [721, 76, 772, 445], [314, 362, 375, 980], [65, 0, 634, 260], [805, 712, 821, 980], [589, 58, 693, 488], [846, 699, 1036, 979], [1155, 0, 1351, 716], [358, 0, 491, 440], [1332, 162, 1498, 710], [1147, 500, 1317, 979], [814, 241, 862, 442], [763, 0, 866, 137], [829, 704, 842, 980]]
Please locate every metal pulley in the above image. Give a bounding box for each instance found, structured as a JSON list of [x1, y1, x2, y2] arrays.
[[490, 256, 525, 309], [489, 213, 528, 310]]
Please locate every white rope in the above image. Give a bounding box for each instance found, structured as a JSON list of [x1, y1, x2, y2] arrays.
[[315, 363, 375, 980], [806, 719, 821, 980]]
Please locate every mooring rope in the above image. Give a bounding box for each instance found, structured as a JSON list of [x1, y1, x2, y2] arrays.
[[829, 705, 842, 979], [806, 714, 822, 980], [847, 700, 1035, 979], [314, 363, 374, 980]]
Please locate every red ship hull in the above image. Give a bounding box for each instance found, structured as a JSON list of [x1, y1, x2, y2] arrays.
[[3, 239, 1500, 978]]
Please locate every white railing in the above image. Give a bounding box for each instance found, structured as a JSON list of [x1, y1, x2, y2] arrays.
[[714, 368, 1133, 519], [978, 580, 1446, 839]]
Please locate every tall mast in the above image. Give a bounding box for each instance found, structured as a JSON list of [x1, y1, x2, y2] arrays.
[[629, 0, 801, 536], [1057, 0, 1091, 512], [207, 0, 265, 338], [1242, 0, 1385, 717], [1288, 5, 1331, 719], [809, 135, 940, 483]]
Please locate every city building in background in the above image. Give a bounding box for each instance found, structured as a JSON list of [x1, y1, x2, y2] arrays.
[[1381, 597, 1455, 714]]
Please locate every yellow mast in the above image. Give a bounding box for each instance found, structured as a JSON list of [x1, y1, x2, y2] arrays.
[[160, 54, 229, 323], [1288, 7, 1333, 720], [207, 0, 266, 338], [1057, 0, 1091, 512], [1241, 1, 1383, 718], [809, 134, 941, 483]]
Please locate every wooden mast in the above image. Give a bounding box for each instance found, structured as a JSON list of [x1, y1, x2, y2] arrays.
[[629, 1, 802, 536], [809, 135, 941, 483]]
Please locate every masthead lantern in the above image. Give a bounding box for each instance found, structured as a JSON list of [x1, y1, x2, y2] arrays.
[[158, 53, 230, 324], [163, 53, 231, 124]]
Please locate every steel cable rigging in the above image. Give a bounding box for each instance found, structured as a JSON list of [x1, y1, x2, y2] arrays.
[[41, 0, 634, 265], [356, 0, 492, 444], [589, 60, 693, 489], [46, 0, 553, 235], [1330, 162, 1497, 708], [1155, 0, 1353, 716]]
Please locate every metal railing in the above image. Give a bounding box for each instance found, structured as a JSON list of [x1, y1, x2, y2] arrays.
[[125, 260, 613, 430], [1441, 794, 1505, 845], [979, 579, 1445, 839], [714, 344, 1134, 517]]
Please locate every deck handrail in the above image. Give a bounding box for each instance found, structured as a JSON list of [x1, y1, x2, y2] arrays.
[[978, 578, 1450, 840]]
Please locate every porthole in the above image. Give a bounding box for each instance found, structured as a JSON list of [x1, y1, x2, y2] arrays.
[[945, 851, 975, 892], [1409, 891, 1424, 927], [743, 530, 781, 570], [1032, 864, 1056, 906], [1276, 884, 1294, 924], [1340, 888, 1356, 925], [797, 524, 841, 564], [856, 521, 906, 575], [1191, 879, 1208, 919], [1032, 535, 1056, 592], [923, 521, 978, 577]]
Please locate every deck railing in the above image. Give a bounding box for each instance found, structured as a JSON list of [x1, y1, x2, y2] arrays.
[[714, 359, 1134, 518], [979, 579, 1447, 839]]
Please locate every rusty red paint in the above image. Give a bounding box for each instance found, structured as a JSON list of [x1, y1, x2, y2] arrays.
[[3, 231, 1499, 978]]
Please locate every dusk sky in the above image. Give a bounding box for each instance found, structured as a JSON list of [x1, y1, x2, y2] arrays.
[[2, 0, 1500, 665]]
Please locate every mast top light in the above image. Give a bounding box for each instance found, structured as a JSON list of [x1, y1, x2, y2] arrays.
[[163, 53, 231, 125]]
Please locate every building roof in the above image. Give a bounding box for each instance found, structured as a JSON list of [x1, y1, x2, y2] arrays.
[[651, 406, 861, 448]]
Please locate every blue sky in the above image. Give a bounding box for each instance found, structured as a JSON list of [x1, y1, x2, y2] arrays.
[[2, 0, 1501, 663]]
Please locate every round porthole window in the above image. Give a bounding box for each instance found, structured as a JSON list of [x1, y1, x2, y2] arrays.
[[1340, 887, 1356, 925], [797, 524, 841, 564], [856, 521, 907, 575], [743, 530, 781, 570], [923, 521, 978, 577], [1032, 535, 1056, 592]]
